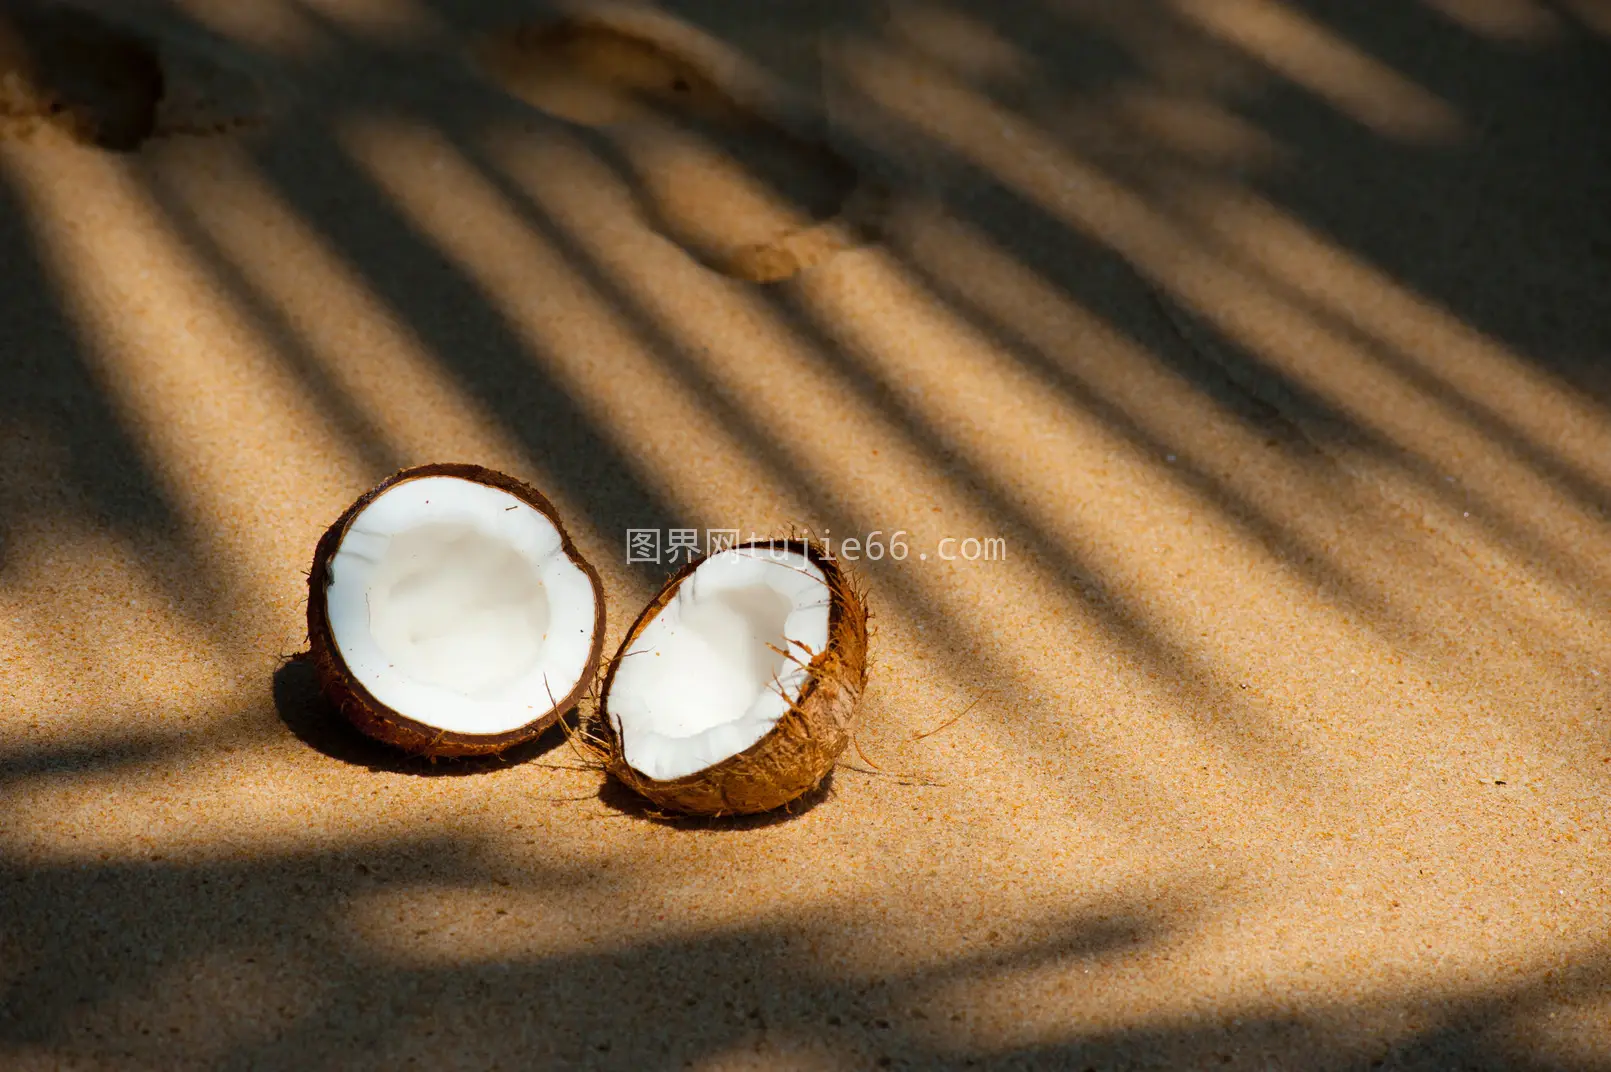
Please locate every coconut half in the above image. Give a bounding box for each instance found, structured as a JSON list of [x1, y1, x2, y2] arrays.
[[306, 463, 605, 758], [596, 539, 868, 815]]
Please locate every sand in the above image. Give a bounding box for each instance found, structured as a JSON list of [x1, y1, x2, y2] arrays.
[[1, 0, 1609, 1068]]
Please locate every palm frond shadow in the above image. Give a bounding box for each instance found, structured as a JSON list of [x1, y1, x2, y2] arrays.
[[4, 839, 1608, 1068]]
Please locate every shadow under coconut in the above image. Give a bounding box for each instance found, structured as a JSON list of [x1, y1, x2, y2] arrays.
[[470, 14, 885, 283], [271, 655, 571, 777], [594, 766, 838, 828]]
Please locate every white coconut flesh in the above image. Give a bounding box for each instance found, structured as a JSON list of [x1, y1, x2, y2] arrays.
[[322, 476, 599, 736], [608, 546, 832, 781]]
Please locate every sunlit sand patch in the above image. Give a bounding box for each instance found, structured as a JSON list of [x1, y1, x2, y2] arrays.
[[811, 31, 1611, 841], [482, 118, 1334, 840], [1169, 0, 1466, 142], [469, 6, 763, 130], [167, 0, 325, 57], [0, 142, 367, 637], [487, 126, 987, 524], [1157, 181, 1611, 598], [833, 37, 1611, 637], [0, 525, 250, 715], [1420, 0, 1564, 42], [1107, 85, 1287, 170], [148, 141, 527, 472], [484, 102, 1451, 833], [0, 3, 278, 152], [1167, 179, 1611, 497], [469, 10, 885, 282], [339, 116, 807, 523], [788, 226, 1392, 789], [843, 206, 1381, 593], [884, 0, 1031, 82], [492, 135, 1391, 829], [0, 415, 253, 703]]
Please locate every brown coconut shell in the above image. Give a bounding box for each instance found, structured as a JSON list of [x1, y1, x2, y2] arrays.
[[594, 538, 869, 816], [306, 462, 606, 759]]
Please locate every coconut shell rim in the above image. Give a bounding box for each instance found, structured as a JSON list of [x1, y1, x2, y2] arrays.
[[306, 461, 607, 758]]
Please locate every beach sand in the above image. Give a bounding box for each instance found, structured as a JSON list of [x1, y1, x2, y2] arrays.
[[2, 0, 1609, 1067]]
